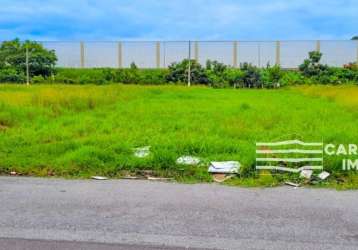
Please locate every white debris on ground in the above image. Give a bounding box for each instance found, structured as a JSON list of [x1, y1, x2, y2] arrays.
[[91, 176, 109, 180], [134, 146, 151, 158], [285, 181, 300, 188], [318, 171, 330, 180], [176, 156, 201, 165], [300, 170, 313, 179], [212, 174, 236, 183], [208, 161, 240, 174], [147, 177, 174, 181]]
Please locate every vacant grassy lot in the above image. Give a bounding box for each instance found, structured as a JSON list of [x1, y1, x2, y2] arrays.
[[1, 84, 358, 187]]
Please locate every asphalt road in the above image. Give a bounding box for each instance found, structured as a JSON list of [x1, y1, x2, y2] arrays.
[[0, 177, 358, 250]]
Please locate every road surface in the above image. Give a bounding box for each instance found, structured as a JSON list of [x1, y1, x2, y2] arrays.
[[0, 177, 358, 250]]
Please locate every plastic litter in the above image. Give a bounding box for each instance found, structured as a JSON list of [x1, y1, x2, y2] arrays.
[[10, 171, 17, 176], [147, 177, 174, 181], [285, 181, 300, 187], [208, 161, 240, 174], [212, 174, 235, 183], [91, 176, 108, 180], [176, 156, 201, 165], [122, 176, 142, 180], [134, 146, 151, 158], [300, 170, 313, 179], [318, 171, 330, 180]]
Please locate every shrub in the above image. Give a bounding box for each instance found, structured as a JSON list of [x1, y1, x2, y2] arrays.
[[261, 65, 283, 88], [223, 68, 244, 88], [31, 75, 45, 84], [53, 68, 168, 85], [239, 63, 262, 88], [0, 68, 25, 83], [299, 51, 328, 78], [279, 71, 307, 86], [206, 60, 228, 87], [166, 59, 209, 84]]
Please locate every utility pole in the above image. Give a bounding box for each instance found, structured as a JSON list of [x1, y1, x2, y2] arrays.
[[188, 41, 191, 87], [26, 45, 30, 86]]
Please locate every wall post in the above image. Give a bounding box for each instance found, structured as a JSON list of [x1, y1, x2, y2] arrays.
[[156, 42, 160, 68], [316, 40, 321, 52], [80, 41, 85, 68], [233, 41, 238, 68], [118, 42, 122, 68], [275, 41, 281, 66], [194, 41, 199, 62]]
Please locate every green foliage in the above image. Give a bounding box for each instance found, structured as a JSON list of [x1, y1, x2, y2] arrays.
[[205, 60, 227, 88], [223, 68, 244, 88], [31, 75, 46, 84], [261, 64, 283, 88], [166, 59, 209, 84], [299, 51, 328, 78], [0, 38, 57, 78], [0, 44, 356, 87], [279, 70, 307, 86], [54, 68, 168, 85], [239, 63, 262, 88], [0, 68, 25, 83]]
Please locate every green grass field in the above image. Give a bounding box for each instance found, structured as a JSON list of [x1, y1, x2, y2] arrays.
[[1, 84, 358, 188]]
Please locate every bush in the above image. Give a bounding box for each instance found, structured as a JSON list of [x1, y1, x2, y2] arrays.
[[239, 63, 262, 88], [31, 75, 45, 84], [261, 65, 283, 88], [53, 68, 168, 85], [0, 68, 25, 83], [206, 60, 228, 87], [279, 71, 307, 86], [223, 68, 244, 88], [166, 59, 208, 84], [299, 51, 328, 78]]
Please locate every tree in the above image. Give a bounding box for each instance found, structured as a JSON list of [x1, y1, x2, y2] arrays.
[[299, 51, 328, 77], [0, 38, 57, 77], [351, 36, 358, 40]]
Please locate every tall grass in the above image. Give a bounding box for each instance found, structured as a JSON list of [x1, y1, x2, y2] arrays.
[[0, 84, 358, 187]]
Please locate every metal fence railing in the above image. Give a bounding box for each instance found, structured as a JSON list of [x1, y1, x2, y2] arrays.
[[36, 40, 358, 69]]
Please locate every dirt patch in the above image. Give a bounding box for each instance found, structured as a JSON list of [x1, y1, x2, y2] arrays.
[[0, 124, 9, 131]]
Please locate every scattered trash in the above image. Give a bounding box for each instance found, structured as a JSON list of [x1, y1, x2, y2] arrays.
[[91, 176, 109, 180], [208, 161, 240, 174], [176, 156, 201, 165], [300, 170, 313, 179], [147, 177, 174, 182], [134, 146, 151, 158], [318, 171, 330, 180], [10, 171, 17, 176], [122, 176, 142, 180], [285, 181, 300, 188], [212, 174, 235, 183]]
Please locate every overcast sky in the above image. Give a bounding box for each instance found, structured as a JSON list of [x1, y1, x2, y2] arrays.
[[0, 0, 357, 41]]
